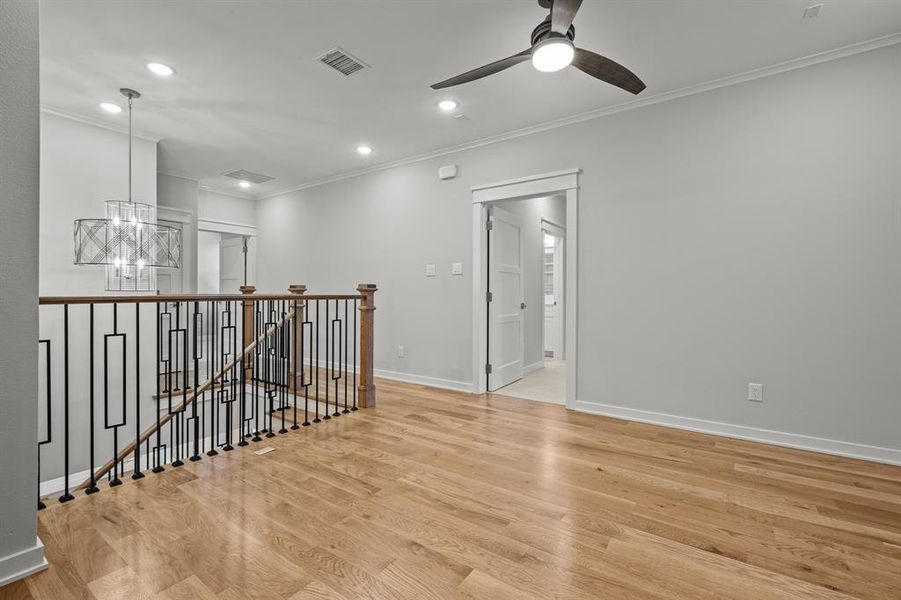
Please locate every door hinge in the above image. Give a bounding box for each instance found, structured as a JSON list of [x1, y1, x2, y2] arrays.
[[486, 219, 494, 231], [486, 291, 493, 303], [485, 363, 492, 375]]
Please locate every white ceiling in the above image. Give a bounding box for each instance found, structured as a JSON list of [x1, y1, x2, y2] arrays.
[[40, 1, 901, 199]]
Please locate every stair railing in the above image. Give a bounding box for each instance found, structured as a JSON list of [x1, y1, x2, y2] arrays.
[[35, 283, 377, 508]]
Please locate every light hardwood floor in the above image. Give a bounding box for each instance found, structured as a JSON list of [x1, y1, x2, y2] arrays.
[[3, 379, 901, 599]]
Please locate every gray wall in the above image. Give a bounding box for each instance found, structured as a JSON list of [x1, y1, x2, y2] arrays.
[[158, 172, 199, 292], [0, 0, 42, 578], [256, 45, 901, 454], [493, 196, 566, 369], [199, 189, 257, 225], [40, 113, 157, 295]]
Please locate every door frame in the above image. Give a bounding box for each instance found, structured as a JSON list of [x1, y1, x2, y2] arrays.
[[197, 218, 257, 290], [157, 206, 194, 293], [540, 219, 565, 361], [471, 168, 579, 409]]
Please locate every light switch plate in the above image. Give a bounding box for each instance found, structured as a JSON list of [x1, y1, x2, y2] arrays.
[[425, 263, 437, 277], [451, 262, 463, 275]]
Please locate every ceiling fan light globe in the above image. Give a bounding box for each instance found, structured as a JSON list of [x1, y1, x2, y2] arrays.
[[531, 37, 574, 72]]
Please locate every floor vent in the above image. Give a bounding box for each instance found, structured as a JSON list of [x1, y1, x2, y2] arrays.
[[318, 47, 368, 76], [223, 170, 275, 184]]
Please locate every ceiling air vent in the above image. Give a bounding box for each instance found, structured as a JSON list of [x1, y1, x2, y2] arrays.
[[224, 170, 275, 184], [318, 47, 368, 76]]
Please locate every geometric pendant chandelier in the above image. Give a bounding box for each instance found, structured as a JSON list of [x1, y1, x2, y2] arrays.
[[73, 88, 181, 291]]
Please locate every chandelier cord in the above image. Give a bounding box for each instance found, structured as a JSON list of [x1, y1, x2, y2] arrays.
[[127, 94, 133, 204]]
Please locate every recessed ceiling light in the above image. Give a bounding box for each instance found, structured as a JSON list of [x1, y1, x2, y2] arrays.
[[356, 145, 372, 155], [238, 180, 251, 189], [99, 102, 123, 113], [531, 38, 574, 72], [146, 62, 175, 77], [438, 100, 458, 112]]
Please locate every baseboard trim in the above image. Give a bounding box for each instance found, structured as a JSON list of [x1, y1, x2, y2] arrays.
[[574, 399, 901, 466], [374, 368, 472, 393], [523, 361, 544, 376], [0, 538, 48, 588]]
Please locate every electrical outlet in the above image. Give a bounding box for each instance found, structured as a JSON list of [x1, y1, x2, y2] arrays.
[[425, 263, 437, 277], [748, 383, 763, 402], [451, 262, 463, 276], [397, 345, 405, 358]]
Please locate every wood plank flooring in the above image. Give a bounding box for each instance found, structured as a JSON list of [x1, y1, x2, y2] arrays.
[[3, 379, 901, 599]]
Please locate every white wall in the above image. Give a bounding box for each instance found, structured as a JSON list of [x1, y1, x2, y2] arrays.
[[198, 189, 256, 225], [40, 113, 157, 295], [0, 0, 47, 585], [493, 195, 566, 370], [157, 172, 198, 293], [256, 45, 901, 461]]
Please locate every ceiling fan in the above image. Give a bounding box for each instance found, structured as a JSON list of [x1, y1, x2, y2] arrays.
[[431, 0, 645, 95]]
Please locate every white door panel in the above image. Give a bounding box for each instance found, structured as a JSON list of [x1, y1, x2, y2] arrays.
[[219, 236, 245, 294], [488, 206, 524, 391]]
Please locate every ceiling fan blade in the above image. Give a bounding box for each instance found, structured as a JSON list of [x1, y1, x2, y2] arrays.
[[431, 49, 531, 89], [551, 0, 582, 35], [572, 48, 646, 95]]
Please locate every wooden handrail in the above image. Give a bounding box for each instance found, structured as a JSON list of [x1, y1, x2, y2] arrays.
[[40, 293, 362, 305], [75, 305, 297, 490]]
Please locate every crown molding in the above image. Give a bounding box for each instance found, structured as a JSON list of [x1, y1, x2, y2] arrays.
[[40, 105, 162, 143], [196, 184, 256, 201], [259, 32, 901, 201]]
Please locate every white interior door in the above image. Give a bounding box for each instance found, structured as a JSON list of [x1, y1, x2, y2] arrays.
[[219, 235, 245, 293], [488, 205, 524, 391]]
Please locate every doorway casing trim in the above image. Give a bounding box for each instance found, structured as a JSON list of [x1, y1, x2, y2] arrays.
[[471, 168, 579, 408]]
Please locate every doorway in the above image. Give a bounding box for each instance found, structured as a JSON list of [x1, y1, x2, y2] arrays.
[[197, 220, 257, 293], [472, 169, 579, 408], [542, 221, 565, 361], [482, 198, 566, 403]]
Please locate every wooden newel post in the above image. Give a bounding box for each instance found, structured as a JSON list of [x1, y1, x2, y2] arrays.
[[240, 285, 256, 380], [288, 284, 306, 392], [357, 283, 377, 408]]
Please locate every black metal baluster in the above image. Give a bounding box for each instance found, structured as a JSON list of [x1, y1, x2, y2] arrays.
[[59, 304, 75, 502], [302, 309, 311, 427], [332, 299, 341, 418], [132, 303, 145, 479], [314, 300, 321, 423], [153, 302, 164, 473], [172, 302, 184, 467], [343, 299, 350, 414], [37, 338, 52, 509], [222, 301, 236, 451], [107, 303, 125, 487], [238, 298, 249, 446], [252, 302, 262, 442], [323, 299, 331, 421], [224, 301, 236, 450], [190, 301, 201, 462], [291, 299, 299, 430], [85, 305, 99, 493], [211, 301, 217, 452], [352, 298, 358, 411], [279, 300, 288, 434], [200, 302, 207, 457]]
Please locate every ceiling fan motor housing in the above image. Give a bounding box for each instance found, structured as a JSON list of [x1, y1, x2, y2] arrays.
[[531, 16, 574, 46]]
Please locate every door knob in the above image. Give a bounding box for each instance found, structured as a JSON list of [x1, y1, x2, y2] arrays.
[[520, 302, 527, 309]]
